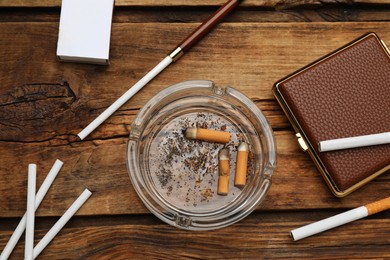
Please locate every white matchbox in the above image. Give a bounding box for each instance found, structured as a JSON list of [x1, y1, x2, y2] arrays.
[[57, 0, 115, 65]]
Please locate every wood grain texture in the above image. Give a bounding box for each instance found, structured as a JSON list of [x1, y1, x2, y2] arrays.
[[1, 22, 390, 138], [0, 19, 390, 217], [1, 212, 390, 259], [0, 4, 390, 259], [1, 130, 388, 218], [0, 21, 390, 218], [2, 8, 390, 23], [1, 0, 390, 8]]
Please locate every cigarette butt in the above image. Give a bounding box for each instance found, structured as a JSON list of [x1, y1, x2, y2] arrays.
[[235, 142, 249, 188], [185, 127, 230, 143], [218, 149, 230, 195]]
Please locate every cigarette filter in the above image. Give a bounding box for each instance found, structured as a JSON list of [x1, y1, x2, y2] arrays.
[[185, 127, 230, 143], [319, 132, 390, 152], [218, 149, 230, 195], [290, 196, 390, 241], [235, 142, 249, 188]]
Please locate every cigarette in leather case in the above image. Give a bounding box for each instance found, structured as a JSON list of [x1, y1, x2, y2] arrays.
[[290, 196, 390, 241], [319, 131, 390, 152]]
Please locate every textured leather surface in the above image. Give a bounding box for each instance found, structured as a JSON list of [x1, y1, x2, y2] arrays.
[[277, 34, 390, 192]]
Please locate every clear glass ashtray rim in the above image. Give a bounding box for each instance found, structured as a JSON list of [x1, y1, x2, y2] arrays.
[[127, 80, 277, 230]]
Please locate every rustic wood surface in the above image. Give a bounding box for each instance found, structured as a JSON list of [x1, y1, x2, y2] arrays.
[[0, 1, 389, 259], [2, 0, 390, 8]]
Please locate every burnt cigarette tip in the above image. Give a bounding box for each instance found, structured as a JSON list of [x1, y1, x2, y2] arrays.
[[238, 142, 248, 151], [219, 149, 229, 160], [185, 127, 197, 139]]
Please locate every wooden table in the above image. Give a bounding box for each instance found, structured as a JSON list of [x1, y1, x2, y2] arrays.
[[1, 1, 389, 259]]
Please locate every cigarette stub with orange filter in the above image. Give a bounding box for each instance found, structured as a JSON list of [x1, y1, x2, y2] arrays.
[[218, 149, 230, 195], [185, 127, 230, 143], [290, 196, 390, 241], [235, 142, 249, 188]]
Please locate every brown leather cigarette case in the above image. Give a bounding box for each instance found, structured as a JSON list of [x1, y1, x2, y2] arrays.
[[273, 33, 390, 197]]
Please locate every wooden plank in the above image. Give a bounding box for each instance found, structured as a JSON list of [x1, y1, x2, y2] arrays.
[[1, 22, 390, 140], [2, 8, 390, 23], [0, 131, 389, 217], [1, 22, 390, 217], [1, 212, 390, 259], [1, 0, 389, 8]]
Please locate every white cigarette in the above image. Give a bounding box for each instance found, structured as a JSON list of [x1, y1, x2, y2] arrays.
[[290, 197, 390, 241], [77, 56, 173, 140], [0, 160, 63, 260], [25, 164, 36, 260], [33, 189, 92, 259], [319, 132, 390, 152]]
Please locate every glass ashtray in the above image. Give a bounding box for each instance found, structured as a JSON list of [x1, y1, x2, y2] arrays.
[[127, 80, 277, 230]]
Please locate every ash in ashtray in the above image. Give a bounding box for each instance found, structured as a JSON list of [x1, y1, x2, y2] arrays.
[[148, 112, 253, 210]]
